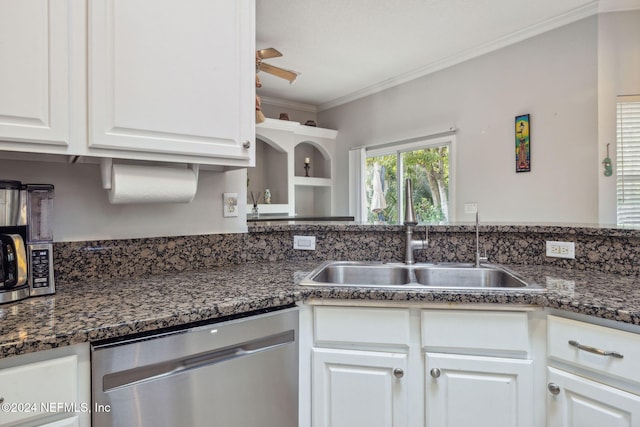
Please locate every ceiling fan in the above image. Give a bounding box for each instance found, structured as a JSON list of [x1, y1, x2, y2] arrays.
[[256, 48, 299, 84]]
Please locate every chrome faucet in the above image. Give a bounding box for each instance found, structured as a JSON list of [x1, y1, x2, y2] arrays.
[[475, 211, 488, 267], [403, 178, 427, 264]]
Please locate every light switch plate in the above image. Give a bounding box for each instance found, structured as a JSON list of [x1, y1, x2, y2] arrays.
[[223, 193, 238, 217]]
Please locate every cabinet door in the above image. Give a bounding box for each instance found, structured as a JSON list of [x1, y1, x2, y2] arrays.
[[548, 367, 640, 427], [88, 0, 254, 164], [0, 355, 77, 426], [426, 352, 534, 427], [312, 348, 408, 427], [0, 0, 70, 150], [40, 416, 80, 427]]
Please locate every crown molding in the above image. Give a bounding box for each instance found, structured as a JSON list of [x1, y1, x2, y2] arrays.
[[318, 2, 599, 111], [599, 0, 640, 12], [260, 96, 318, 113]]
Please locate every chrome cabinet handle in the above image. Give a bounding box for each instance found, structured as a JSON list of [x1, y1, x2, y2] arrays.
[[430, 368, 441, 378], [393, 368, 404, 379], [243, 140, 251, 149], [568, 340, 624, 359], [548, 383, 561, 395]]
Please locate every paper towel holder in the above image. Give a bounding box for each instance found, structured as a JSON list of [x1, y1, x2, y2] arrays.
[[99, 158, 200, 190]]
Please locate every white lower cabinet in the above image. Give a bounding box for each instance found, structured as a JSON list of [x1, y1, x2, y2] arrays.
[[306, 305, 412, 427], [304, 304, 640, 427], [422, 308, 541, 427], [312, 348, 408, 427], [426, 353, 534, 427], [547, 315, 640, 427], [547, 367, 640, 427], [0, 343, 90, 427], [303, 303, 544, 427], [39, 416, 80, 427]]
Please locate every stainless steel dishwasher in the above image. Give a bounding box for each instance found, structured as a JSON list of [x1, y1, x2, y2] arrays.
[[91, 306, 298, 427]]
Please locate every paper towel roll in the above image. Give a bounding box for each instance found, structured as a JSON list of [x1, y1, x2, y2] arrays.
[[108, 164, 198, 204]]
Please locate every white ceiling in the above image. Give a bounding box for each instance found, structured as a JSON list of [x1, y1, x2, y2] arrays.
[[256, 0, 636, 111]]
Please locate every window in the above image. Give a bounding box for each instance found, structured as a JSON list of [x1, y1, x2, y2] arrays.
[[356, 133, 454, 224], [616, 96, 640, 225]]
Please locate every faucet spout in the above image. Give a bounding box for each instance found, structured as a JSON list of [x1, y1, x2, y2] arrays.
[[404, 178, 417, 226], [403, 178, 427, 264], [475, 211, 488, 267]]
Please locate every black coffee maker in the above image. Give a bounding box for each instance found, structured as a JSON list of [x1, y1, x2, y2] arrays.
[[0, 181, 55, 304]]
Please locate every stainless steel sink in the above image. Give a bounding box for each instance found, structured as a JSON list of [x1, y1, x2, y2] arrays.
[[301, 261, 543, 291], [413, 265, 528, 288], [310, 263, 412, 286]]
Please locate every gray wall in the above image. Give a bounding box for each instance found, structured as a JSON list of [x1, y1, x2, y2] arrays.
[[0, 158, 247, 242], [320, 17, 599, 224], [598, 10, 640, 224]]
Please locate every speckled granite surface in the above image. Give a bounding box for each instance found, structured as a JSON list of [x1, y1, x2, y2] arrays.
[[52, 223, 640, 284], [2, 259, 640, 359], [0, 261, 313, 358], [248, 223, 640, 275], [3, 223, 640, 359]]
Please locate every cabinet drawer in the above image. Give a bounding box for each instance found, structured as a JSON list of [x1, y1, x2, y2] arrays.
[[548, 315, 640, 385], [0, 355, 78, 425], [314, 306, 410, 347], [422, 309, 531, 355]]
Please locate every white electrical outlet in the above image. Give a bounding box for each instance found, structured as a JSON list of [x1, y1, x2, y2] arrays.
[[222, 193, 238, 217], [464, 203, 478, 214], [294, 235, 316, 250], [545, 241, 575, 259]]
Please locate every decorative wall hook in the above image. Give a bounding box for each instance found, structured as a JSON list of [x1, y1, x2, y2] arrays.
[[602, 143, 612, 177]]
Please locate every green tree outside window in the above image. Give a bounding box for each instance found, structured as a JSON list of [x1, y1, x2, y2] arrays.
[[365, 146, 449, 224]]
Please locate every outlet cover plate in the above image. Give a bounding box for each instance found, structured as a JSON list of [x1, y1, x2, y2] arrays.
[[546, 241, 575, 259], [464, 203, 478, 214], [223, 193, 238, 217], [294, 235, 316, 250]]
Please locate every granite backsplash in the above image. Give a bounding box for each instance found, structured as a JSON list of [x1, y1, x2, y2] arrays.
[[53, 223, 640, 284]]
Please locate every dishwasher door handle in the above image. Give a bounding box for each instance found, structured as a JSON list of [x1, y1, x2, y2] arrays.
[[102, 329, 295, 392]]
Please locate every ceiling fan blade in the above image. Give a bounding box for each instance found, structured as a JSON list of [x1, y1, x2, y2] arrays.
[[258, 62, 299, 83], [257, 48, 282, 60]]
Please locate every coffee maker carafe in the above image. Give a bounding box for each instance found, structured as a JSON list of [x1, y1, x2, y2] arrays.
[[0, 181, 55, 304]]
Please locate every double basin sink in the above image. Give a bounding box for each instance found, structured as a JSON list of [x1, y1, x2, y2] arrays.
[[301, 261, 544, 291]]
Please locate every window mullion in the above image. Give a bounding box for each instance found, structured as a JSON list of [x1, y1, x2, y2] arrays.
[[397, 150, 403, 223]]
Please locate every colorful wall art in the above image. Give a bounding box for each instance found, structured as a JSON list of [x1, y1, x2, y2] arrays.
[[515, 114, 531, 172]]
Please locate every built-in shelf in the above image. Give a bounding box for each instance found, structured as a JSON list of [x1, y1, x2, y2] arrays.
[[247, 215, 355, 222], [294, 176, 332, 187], [246, 203, 289, 214], [294, 125, 338, 140], [294, 141, 330, 179], [255, 118, 337, 218]]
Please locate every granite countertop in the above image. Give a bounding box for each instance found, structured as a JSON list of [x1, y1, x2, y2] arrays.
[[1, 260, 640, 359], [248, 221, 640, 237]]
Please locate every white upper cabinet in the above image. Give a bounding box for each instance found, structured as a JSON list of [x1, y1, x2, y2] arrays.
[[0, 0, 72, 152], [0, 0, 255, 167], [87, 0, 255, 166]]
